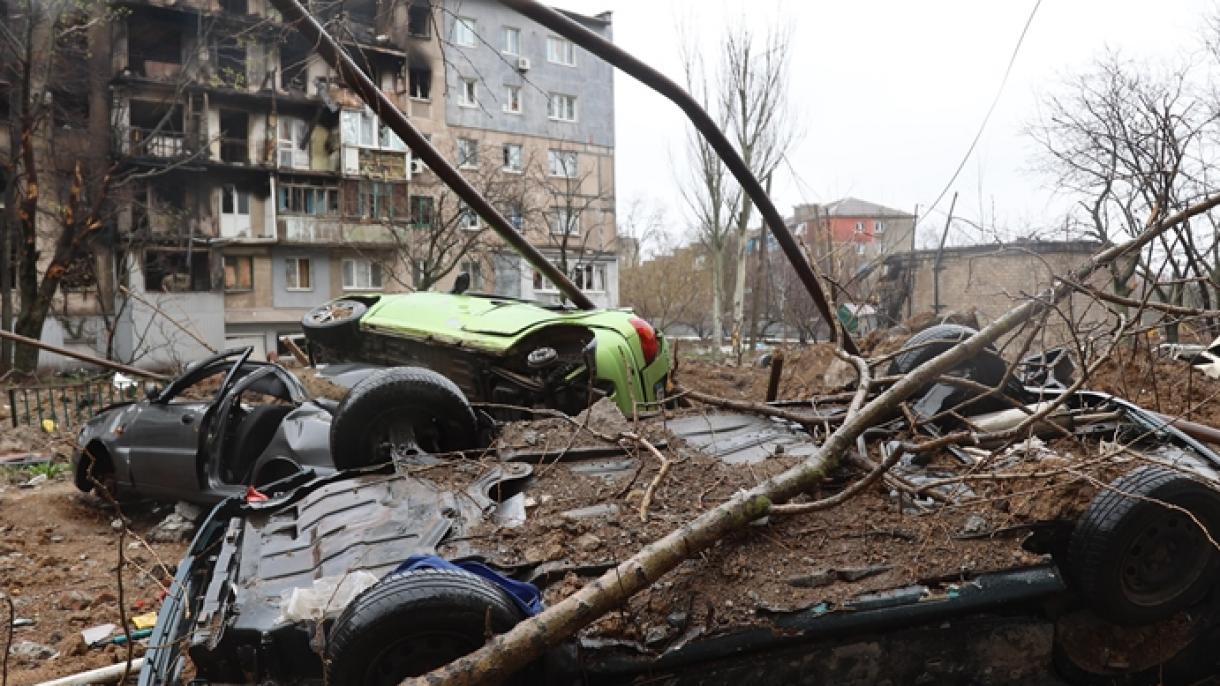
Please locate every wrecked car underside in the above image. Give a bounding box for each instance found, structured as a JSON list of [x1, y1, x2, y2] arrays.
[[142, 382, 1220, 685]]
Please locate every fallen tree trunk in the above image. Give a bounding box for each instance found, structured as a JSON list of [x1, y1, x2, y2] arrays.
[[404, 195, 1220, 686]]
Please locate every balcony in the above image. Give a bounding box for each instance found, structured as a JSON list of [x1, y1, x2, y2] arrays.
[[277, 217, 398, 245], [116, 126, 192, 159]]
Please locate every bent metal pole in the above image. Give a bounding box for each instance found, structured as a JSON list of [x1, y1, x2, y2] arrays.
[[267, 0, 596, 310], [499, 0, 858, 354]]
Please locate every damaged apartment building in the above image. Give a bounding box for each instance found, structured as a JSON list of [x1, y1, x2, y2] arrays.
[[1, 0, 618, 368]]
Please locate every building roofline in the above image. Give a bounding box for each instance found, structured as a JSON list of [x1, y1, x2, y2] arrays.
[[556, 7, 612, 26], [884, 239, 1105, 263]]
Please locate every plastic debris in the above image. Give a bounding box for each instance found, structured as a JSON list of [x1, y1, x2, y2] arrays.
[[278, 571, 379, 623], [81, 623, 117, 646], [131, 612, 158, 630]]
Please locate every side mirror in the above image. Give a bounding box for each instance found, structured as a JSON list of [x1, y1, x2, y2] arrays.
[[144, 383, 162, 401]]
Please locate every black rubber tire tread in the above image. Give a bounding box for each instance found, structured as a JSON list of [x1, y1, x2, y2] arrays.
[[325, 568, 525, 685], [1068, 466, 1220, 624], [301, 299, 367, 349], [329, 366, 478, 469], [888, 323, 1007, 387]]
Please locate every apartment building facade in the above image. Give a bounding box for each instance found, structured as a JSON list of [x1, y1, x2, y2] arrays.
[[0, 0, 618, 369]]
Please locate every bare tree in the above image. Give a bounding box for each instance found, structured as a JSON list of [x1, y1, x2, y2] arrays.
[[1029, 51, 1220, 341], [679, 20, 799, 361]]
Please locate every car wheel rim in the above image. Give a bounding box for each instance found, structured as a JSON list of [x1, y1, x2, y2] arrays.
[[308, 301, 355, 325], [366, 631, 478, 686], [368, 409, 442, 458], [1119, 509, 1211, 607]]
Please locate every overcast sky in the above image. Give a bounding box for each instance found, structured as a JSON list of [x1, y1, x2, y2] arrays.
[[543, 0, 1216, 249]]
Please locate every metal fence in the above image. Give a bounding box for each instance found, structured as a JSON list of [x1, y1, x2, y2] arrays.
[[7, 379, 139, 429]]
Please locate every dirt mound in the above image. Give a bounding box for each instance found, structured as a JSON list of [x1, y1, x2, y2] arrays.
[[1088, 347, 1220, 426], [677, 344, 843, 402]]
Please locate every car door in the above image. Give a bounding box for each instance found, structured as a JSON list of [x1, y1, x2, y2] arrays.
[[123, 349, 250, 499]]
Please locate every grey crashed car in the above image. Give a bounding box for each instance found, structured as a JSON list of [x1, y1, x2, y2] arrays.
[[71, 347, 341, 504]]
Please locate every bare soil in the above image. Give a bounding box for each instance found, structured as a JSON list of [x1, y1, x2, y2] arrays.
[[0, 478, 187, 685]]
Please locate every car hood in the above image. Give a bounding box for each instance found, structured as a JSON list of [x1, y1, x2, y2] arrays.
[[361, 293, 638, 350]]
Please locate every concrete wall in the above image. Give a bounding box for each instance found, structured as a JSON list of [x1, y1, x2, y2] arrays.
[[113, 291, 226, 370], [883, 241, 1109, 345], [443, 1, 614, 147], [271, 247, 332, 308]]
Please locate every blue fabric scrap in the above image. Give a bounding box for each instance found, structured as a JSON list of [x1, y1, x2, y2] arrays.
[[394, 555, 543, 616]]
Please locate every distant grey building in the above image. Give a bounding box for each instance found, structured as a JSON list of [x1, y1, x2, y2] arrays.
[[440, 2, 620, 307]]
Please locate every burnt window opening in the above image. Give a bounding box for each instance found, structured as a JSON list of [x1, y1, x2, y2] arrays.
[[213, 37, 248, 88], [343, 0, 377, 26], [127, 17, 183, 79], [408, 64, 431, 99], [0, 82, 10, 121], [51, 87, 89, 129], [133, 180, 188, 234], [219, 110, 249, 163], [61, 254, 98, 292], [407, 1, 431, 37], [143, 249, 210, 292], [280, 40, 311, 93], [219, 0, 248, 15], [126, 101, 186, 157]]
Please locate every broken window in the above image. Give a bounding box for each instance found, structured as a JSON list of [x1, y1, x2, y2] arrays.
[[284, 257, 311, 290], [51, 12, 90, 129], [223, 255, 253, 291], [213, 37, 248, 88], [408, 65, 431, 99], [126, 101, 186, 157], [409, 195, 434, 228], [219, 0, 248, 15], [407, 1, 431, 37], [358, 181, 394, 219], [457, 138, 478, 168], [278, 178, 339, 216], [144, 249, 210, 292], [280, 39, 311, 93], [61, 254, 98, 292], [219, 110, 248, 163], [127, 16, 183, 79]]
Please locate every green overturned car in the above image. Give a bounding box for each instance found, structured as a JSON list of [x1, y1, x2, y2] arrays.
[[301, 290, 669, 462]]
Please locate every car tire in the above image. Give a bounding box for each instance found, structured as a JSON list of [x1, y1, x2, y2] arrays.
[[325, 568, 528, 686], [301, 298, 368, 349], [888, 323, 1006, 387], [1066, 466, 1220, 624], [329, 366, 479, 468]]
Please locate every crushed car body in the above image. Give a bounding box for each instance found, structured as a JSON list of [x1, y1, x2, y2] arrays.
[[139, 373, 1220, 684], [302, 291, 671, 418]]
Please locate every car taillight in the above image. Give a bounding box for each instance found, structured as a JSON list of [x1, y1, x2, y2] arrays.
[[629, 316, 659, 365]]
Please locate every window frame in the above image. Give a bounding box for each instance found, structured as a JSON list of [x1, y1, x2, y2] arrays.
[[501, 26, 520, 55], [503, 85, 522, 114], [457, 138, 479, 169], [547, 93, 577, 122], [341, 257, 385, 291], [284, 256, 312, 292], [547, 149, 578, 178], [546, 35, 575, 66], [458, 202, 480, 231], [550, 207, 579, 236], [223, 255, 254, 292], [502, 143, 523, 173], [459, 78, 478, 108], [453, 16, 477, 47]]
